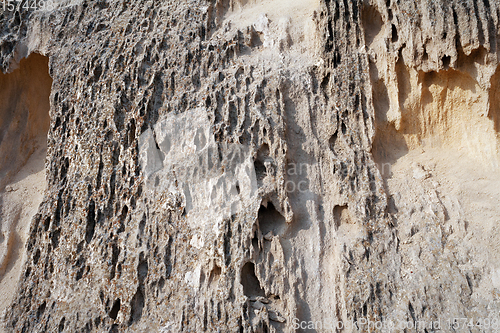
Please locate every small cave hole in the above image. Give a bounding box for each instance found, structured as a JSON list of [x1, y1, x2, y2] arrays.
[[109, 242, 120, 280], [241, 262, 265, 297], [209, 265, 222, 285], [252, 230, 259, 251], [58, 317, 66, 332], [333, 205, 350, 230], [43, 217, 51, 232], [391, 24, 398, 43], [25, 266, 31, 278], [258, 202, 286, 237], [129, 287, 144, 324], [119, 205, 128, 222], [247, 26, 263, 48], [85, 200, 96, 244], [33, 249, 41, 264], [423, 49, 429, 62], [254, 160, 266, 182], [442, 55, 451, 69], [158, 277, 165, 290], [341, 122, 347, 135], [36, 301, 46, 319], [329, 132, 338, 153], [109, 299, 121, 320], [321, 72, 331, 93]]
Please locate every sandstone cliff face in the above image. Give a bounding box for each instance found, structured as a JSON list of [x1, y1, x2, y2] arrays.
[[1, 0, 499, 332]]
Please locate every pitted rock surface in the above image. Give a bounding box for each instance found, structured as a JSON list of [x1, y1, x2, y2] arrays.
[[1, 0, 500, 332]]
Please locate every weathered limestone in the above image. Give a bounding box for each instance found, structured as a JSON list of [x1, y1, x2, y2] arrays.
[[1, 0, 500, 332]]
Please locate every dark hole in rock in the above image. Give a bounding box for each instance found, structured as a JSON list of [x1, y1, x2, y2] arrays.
[[341, 122, 347, 135], [129, 287, 144, 325], [24, 266, 31, 278], [391, 24, 398, 43], [329, 132, 338, 153], [158, 276, 165, 290], [246, 26, 263, 48], [58, 317, 65, 332], [33, 249, 41, 265], [138, 253, 148, 284], [85, 200, 96, 244], [241, 262, 265, 297], [43, 217, 51, 232], [109, 299, 121, 320], [209, 265, 222, 285], [110, 242, 120, 280], [423, 49, 429, 61], [258, 202, 286, 237], [442, 55, 451, 69], [254, 159, 266, 183], [333, 205, 350, 230], [36, 301, 46, 319], [252, 230, 259, 251]]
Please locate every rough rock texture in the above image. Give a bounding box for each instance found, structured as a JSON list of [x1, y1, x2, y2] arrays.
[[0, 0, 500, 332]]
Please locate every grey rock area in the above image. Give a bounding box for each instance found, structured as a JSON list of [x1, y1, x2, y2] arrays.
[[0, 0, 500, 332]]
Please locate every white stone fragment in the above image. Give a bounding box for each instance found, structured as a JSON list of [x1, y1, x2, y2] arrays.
[[138, 128, 163, 178]]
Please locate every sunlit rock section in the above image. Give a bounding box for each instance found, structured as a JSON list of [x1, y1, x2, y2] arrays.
[[0, 53, 51, 187], [366, 0, 500, 327], [140, 107, 258, 232], [0, 53, 51, 328]]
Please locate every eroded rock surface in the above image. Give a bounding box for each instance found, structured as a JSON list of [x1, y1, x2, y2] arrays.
[[1, 0, 500, 332]]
